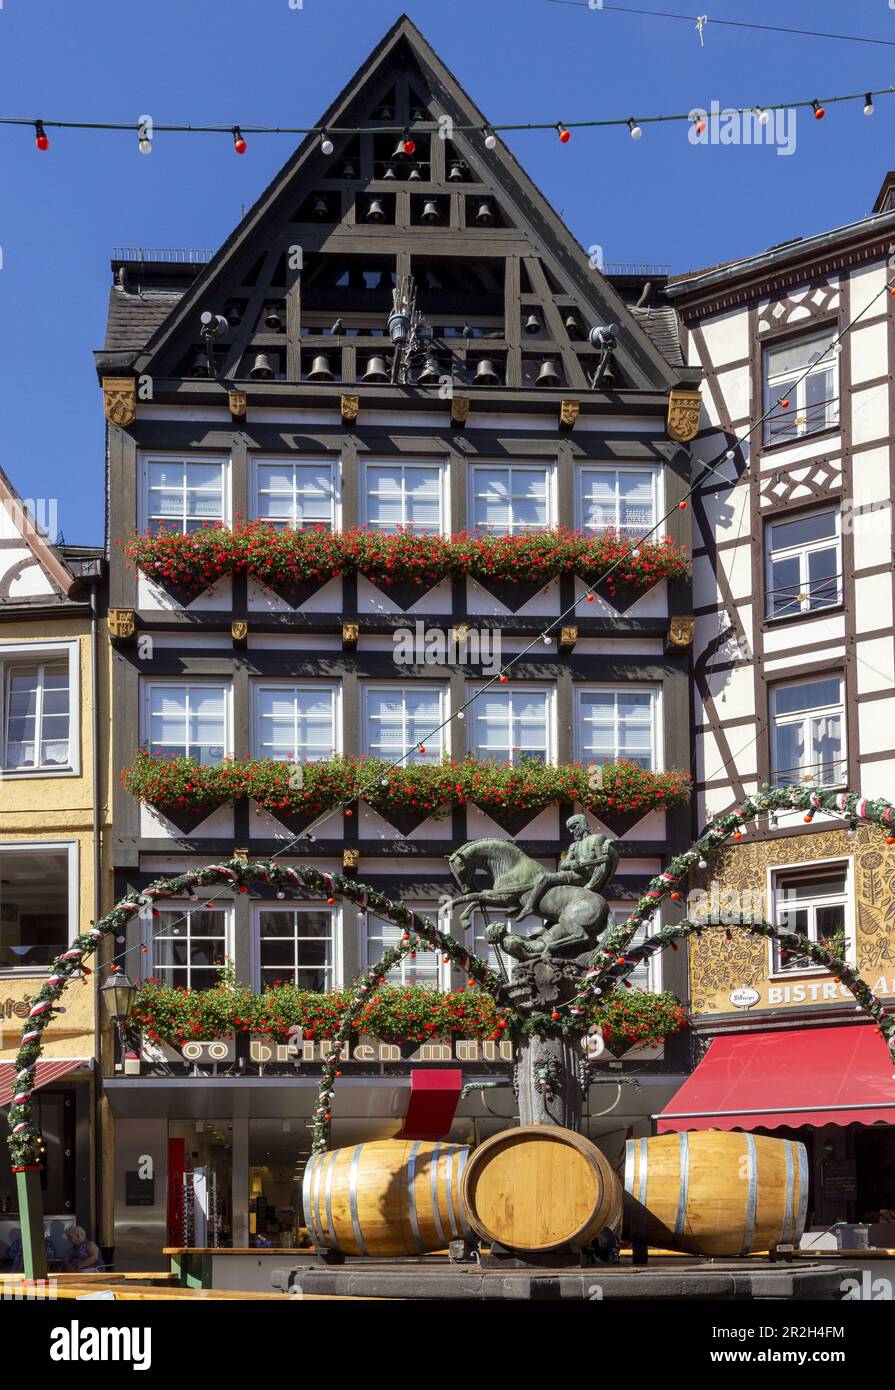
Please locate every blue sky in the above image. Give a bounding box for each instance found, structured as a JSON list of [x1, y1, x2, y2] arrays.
[[1, 0, 893, 544]]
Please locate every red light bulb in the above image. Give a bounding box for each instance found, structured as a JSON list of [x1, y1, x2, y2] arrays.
[[557, 124, 571, 144], [232, 127, 247, 154], [812, 101, 825, 121], [35, 122, 49, 152], [402, 136, 416, 156]]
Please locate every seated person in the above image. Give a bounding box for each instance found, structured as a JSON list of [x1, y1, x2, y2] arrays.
[[62, 1225, 104, 1273]]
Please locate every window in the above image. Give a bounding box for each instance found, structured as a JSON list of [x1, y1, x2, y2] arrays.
[[152, 907, 229, 991], [0, 641, 78, 774], [770, 676, 845, 788], [467, 909, 540, 975], [576, 687, 660, 770], [141, 456, 228, 533], [365, 905, 444, 987], [763, 330, 839, 445], [611, 905, 662, 992], [468, 685, 553, 765], [765, 508, 841, 620], [251, 458, 338, 530], [256, 906, 336, 991], [771, 865, 849, 974], [469, 464, 553, 534], [0, 844, 76, 970], [362, 460, 446, 534], [252, 685, 338, 762], [577, 465, 659, 538], [142, 682, 230, 764], [362, 685, 446, 764]]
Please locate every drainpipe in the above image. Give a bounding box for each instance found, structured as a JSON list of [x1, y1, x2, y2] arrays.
[[87, 577, 103, 1248]]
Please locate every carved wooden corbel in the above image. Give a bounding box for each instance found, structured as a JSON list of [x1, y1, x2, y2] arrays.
[[666, 389, 702, 444], [102, 378, 137, 428]]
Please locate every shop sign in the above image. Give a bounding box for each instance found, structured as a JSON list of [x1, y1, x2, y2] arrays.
[[729, 986, 761, 1010], [248, 1034, 516, 1064]]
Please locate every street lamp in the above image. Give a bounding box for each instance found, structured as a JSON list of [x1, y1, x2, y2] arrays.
[[101, 969, 137, 1023]]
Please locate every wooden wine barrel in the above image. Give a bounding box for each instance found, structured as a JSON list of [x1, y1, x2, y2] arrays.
[[623, 1132, 809, 1256], [460, 1124, 623, 1253], [302, 1140, 474, 1257]]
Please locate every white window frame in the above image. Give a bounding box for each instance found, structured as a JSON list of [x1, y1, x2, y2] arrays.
[[249, 455, 341, 531], [252, 901, 342, 992], [574, 684, 662, 771], [763, 328, 840, 446], [250, 682, 341, 763], [140, 680, 233, 762], [468, 461, 557, 534], [467, 682, 556, 766], [610, 903, 662, 992], [360, 457, 449, 535], [361, 683, 449, 764], [765, 506, 842, 621], [361, 901, 449, 989], [770, 674, 845, 789], [575, 463, 662, 538], [139, 453, 231, 533], [0, 639, 80, 778], [767, 857, 855, 980], [0, 840, 78, 975], [145, 901, 233, 990]]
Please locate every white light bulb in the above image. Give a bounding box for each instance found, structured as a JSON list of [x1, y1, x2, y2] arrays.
[[321, 134, 334, 155], [456, 710, 465, 720], [138, 138, 153, 155], [484, 130, 497, 150], [864, 95, 875, 117], [628, 120, 642, 141], [757, 108, 770, 126], [725, 449, 735, 460], [542, 634, 552, 645]]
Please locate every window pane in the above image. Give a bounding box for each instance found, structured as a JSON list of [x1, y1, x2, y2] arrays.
[[774, 678, 841, 717], [0, 849, 69, 968], [770, 510, 837, 552]]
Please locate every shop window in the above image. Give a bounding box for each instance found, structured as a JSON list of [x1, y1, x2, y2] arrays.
[[170, 1120, 232, 1248], [0, 844, 74, 970], [140, 455, 229, 533], [467, 684, 554, 765], [251, 684, 339, 762], [469, 463, 554, 534], [141, 681, 231, 764], [362, 685, 447, 764], [251, 457, 338, 530], [0, 641, 78, 774], [249, 1119, 309, 1248], [765, 507, 841, 620], [575, 686, 660, 770], [361, 459, 447, 534], [576, 464, 660, 538], [771, 864, 850, 974], [770, 675, 845, 788], [256, 906, 336, 991], [763, 329, 839, 445], [152, 907, 229, 991]]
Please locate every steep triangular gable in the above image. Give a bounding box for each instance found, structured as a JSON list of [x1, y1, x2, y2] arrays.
[[135, 15, 680, 393], [0, 465, 76, 605]]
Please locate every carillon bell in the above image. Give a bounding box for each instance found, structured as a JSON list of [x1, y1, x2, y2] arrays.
[[391, 136, 412, 160], [475, 201, 494, 226], [408, 166, 422, 181], [366, 198, 386, 223], [249, 353, 275, 380], [382, 162, 397, 181], [524, 313, 543, 336], [421, 200, 440, 224], [312, 196, 329, 220], [417, 355, 441, 385], [375, 104, 395, 121], [189, 351, 210, 379], [535, 359, 561, 387], [564, 312, 582, 337], [224, 303, 242, 328], [340, 159, 357, 179], [265, 304, 285, 331], [448, 160, 466, 181], [362, 355, 390, 383], [307, 354, 335, 382], [473, 358, 500, 385]]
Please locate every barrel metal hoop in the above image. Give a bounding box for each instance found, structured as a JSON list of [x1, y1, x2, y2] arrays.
[[635, 1137, 648, 1240], [430, 1143, 447, 1249], [348, 1144, 367, 1256], [675, 1131, 690, 1240], [324, 1149, 341, 1253], [312, 1150, 327, 1248], [455, 1146, 475, 1242], [740, 1133, 758, 1256], [302, 1153, 315, 1238], [407, 1141, 427, 1255], [782, 1139, 795, 1243], [623, 1139, 634, 1235], [796, 1141, 809, 1243]]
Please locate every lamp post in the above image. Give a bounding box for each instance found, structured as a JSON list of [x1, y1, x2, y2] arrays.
[[101, 969, 138, 1062]]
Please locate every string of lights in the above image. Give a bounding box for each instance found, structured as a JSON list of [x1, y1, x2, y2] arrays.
[[102, 267, 895, 988], [6, 80, 895, 156]]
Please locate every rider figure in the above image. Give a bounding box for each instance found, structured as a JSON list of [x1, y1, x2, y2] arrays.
[[513, 814, 618, 922]]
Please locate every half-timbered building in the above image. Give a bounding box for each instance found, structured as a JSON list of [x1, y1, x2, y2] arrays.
[[96, 17, 701, 1266], [662, 174, 895, 1236]]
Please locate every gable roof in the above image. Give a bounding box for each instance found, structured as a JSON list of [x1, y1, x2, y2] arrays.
[[107, 15, 684, 393], [0, 464, 79, 607]]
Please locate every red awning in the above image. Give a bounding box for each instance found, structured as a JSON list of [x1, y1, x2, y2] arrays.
[[657, 1024, 895, 1132], [0, 1059, 83, 1108]]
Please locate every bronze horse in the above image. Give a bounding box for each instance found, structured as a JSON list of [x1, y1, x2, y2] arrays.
[[447, 838, 615, 964]]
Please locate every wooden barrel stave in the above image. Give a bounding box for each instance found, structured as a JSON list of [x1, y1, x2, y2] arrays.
[[623, 1131, 809, 1256], [303, 1140, 472, 1257]]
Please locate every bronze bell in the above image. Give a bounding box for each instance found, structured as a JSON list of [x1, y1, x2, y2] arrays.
[[250, 353, 275, 380], [367, 198, 386, 223], [417, 355, 441, 385], [265, 304, 284, 331], [473, 358, 500, 386], [307, 354, 335, 383], [524, 312, 542, 336], [408, 166, 422, 181], [362, 355, 390, 383], [564, 312, 581, 337], [382, 162, 397, 181], [189, 351, 209, 379], [448, 160, 465, 181], [312, 196, 329, 220], [340, 159, 357, 179], [535, 359, 561, 387], [421, 200, 440, 224], [225, 303, 241, 327], [475, 200, 494, 226], [375, 104, 394, 121]]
